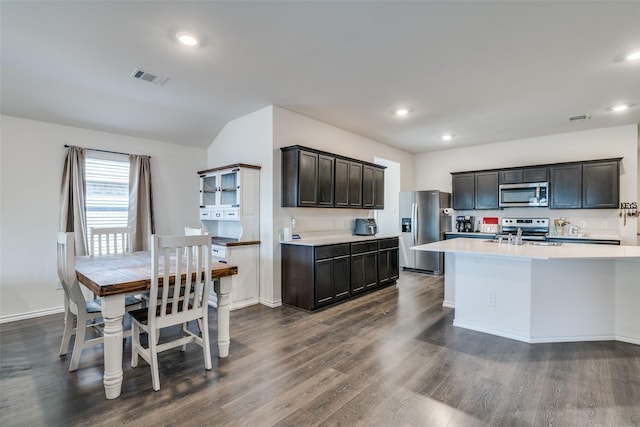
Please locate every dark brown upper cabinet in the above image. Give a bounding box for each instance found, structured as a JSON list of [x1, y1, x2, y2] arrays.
[[499, 167, 548, 184], [550, 159, 620, 209], [363, 165, 385, 209], [335, 158, 364, 208], [474, 171, 499, 210], [452, 173, 475, 210], [281, 146, 384, 209]]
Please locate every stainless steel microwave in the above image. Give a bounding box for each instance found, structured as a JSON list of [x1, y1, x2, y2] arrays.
[[499, 182, 548, 207]]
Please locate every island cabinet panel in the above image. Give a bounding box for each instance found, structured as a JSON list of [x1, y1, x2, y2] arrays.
[[282, 238, 398, 311], [474, 171, 499, 209], [582, 160, 619, 208], [452, 173, 475, 210], [550, 164, 582, 208]]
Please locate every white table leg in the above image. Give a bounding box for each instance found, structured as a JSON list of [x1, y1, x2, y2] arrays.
[[214, 277, 232, 357], [101, 294, 125, 399]]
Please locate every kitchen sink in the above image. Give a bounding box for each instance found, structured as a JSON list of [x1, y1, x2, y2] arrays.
[[483, 239, 561, 246]]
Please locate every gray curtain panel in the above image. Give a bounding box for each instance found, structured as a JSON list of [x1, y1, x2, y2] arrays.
[[129, 155, 155, 251], [59, 146, 88, 256]]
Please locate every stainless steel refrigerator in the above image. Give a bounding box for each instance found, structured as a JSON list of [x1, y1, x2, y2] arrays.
[[399, 190, 451, 274]]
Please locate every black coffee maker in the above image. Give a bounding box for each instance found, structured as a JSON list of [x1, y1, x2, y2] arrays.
[[456, 215, 475, 232]]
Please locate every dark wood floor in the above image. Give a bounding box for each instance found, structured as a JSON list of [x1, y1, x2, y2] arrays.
[[1, 271, 639, 427]]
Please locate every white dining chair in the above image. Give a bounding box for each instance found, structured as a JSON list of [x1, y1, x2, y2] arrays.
[[57, 232, 105, 372], [90, 226, 132, 256], [130, 234, 213, 391], [184, 226, 208, 236], [90, 226, 144, 308]]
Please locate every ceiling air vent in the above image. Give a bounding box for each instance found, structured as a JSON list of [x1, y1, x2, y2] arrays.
[[569, 114, 591, 122], [130, 68, 168, 86]]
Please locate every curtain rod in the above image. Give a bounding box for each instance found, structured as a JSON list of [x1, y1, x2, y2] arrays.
[[64, 145, 150, 158]]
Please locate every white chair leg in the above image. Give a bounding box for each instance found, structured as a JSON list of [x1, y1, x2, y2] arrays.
[[149, 330, 160, 391], [59, 309, 74, 356], [181, 322, 189, 352], [68, 319, 86, 372], [201, 318, 212, 370], [131, 322, 139, 368]]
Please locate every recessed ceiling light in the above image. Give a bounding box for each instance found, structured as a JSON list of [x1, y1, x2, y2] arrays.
[[441, 134, 453, 141], [176, 31, 200, 47], [395, 108, 409, 117], [626, 51, 640, 61], [607, 104, 634, 112]]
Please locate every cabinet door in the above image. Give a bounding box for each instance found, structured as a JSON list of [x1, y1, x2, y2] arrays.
[[297, 150, 318, 207], [452, 173, 474, 210], [362, 165, 375, 208], [373, 167, 385, 209], [318, 154, 335, 207], [334, 158, 350, 207], [200, 174, 218, 207], [474, 172, 499, 209], [333, 255, 350, 300], [523, 167, 548, 183], [350, 254, 366, 294], [348, 162, 363, 207], [389, 248, 399, 280], [499, 169, 523, 184], [363, 252, 378, 290], [378, 249, 390, 283], [582, 161, 619, 208], [550, 164, 582, 209], [314, 258, 334, 307]]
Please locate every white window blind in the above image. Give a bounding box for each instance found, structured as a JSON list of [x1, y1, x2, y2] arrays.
[[85, 154, 129, 251]]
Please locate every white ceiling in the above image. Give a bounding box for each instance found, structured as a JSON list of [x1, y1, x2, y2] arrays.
[[1, 1, 639, 154]]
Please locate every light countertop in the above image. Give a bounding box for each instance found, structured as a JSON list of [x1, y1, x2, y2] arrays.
[[280, 234, 399, 247], [412, 238, 640, 260]]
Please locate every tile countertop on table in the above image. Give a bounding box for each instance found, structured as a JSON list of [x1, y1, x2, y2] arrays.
[[412, 238, 640, 260], [280, 233, 400, 247]]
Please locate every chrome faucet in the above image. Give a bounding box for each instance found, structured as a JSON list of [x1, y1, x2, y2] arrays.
[[515, 227, 523, 245]]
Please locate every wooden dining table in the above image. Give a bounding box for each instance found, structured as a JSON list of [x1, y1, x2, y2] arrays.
[[75, 251, 238, 399]]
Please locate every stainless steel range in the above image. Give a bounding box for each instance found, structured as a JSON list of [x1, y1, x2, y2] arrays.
[[499, 217, 549, 241]]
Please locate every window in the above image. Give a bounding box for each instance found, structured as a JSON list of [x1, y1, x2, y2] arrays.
[[85, 153, 129, 253]]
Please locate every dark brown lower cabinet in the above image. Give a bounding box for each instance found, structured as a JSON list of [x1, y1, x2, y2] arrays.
[[282, 237, 399, 311], [351, 241, 378, 294]]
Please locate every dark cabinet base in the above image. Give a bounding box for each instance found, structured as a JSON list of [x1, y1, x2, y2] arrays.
[[281, 237, 399, 312]]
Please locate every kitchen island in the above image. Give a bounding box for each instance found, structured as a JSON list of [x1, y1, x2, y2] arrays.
[[412, 238, 640, 345]]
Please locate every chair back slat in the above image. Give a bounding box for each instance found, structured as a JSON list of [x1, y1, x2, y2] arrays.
[[149, 235, 212, 328], [90, 227, 132, 256], [57, 232, 88, 314]]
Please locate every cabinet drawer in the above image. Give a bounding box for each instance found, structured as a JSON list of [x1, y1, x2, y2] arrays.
[[315, 243, 350, 260], [224, 209, 239, 220], [378, 237, 399, 249], [351, 241, 378, 254]]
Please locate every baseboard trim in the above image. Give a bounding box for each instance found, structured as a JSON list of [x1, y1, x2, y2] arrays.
[[615, 335, 640, 345], [259, 298, 282, 308], [442, 300, 455, 309], [0, 306, 64, 324]]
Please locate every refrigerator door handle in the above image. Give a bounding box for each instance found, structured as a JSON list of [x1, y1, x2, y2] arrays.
[[412, 203, 418, 245]]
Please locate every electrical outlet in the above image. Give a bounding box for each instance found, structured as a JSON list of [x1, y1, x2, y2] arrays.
[[55, 279, 63, 290], [488, 292, 496, 306]]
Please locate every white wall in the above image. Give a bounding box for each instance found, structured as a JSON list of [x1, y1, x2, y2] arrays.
[[0, 115, 207, 321], [206, 106, 276, 305], [206, 105, 414, 307], [414, 125, 639, 245]]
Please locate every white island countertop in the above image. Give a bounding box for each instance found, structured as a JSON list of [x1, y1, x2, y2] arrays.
[[412, 238, 640, 260]]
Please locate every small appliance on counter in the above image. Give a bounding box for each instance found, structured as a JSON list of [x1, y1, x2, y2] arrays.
[[481, 217, 499, 233], [354, 218, 377, 236], [455, 215, 475, 232]]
